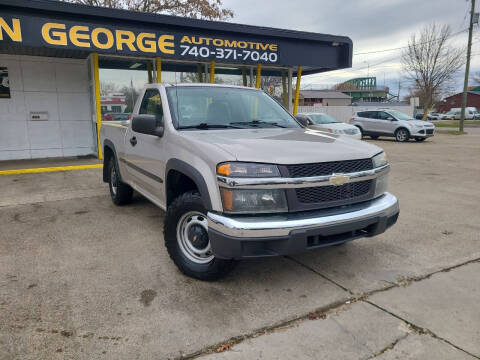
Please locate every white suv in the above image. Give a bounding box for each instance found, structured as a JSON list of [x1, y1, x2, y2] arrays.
[[350, 109, 435, 142]]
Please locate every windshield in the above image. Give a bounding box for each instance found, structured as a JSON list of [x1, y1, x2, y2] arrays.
[[387, 110, 414, 120], [307, 113, 340, 124], [166, 87, 300, 129]]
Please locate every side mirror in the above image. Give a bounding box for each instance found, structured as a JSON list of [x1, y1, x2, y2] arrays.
[[132, 114, 164, 137], [296, 116, 309, 127], [386, 117, 394, 121]]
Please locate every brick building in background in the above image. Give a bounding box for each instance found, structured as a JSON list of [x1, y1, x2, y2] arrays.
[[436, 91, 480, 113]]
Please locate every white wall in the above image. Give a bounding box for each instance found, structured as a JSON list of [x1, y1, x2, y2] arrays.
[[297, 103, 415, 123], [0, 54, 95, 160]]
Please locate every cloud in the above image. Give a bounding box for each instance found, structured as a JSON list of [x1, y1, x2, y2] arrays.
[[223, 0, 475, 93]]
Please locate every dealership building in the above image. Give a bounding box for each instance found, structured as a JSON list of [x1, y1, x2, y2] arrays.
[[0, 0, 352, 161]]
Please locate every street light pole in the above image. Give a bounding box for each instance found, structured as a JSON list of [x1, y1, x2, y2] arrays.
[[460, 0, 476, 132]]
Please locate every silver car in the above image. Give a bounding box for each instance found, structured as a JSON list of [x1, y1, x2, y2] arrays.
[[297, 113, 362, 139], [350, 109, 435, 142]]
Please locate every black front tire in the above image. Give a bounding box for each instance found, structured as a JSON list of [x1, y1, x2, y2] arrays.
[[395, 128, 410, 142], [108, 157, 133, 205], [415, 137, 426, 142], [164, 191, 236, 281]]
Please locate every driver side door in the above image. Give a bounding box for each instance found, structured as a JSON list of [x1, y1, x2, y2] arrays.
[[376, 111, 397, 134], [124, 88, 167, 206]]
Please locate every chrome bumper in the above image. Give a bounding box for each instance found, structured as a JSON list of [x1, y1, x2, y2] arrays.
[[207, 192, 399, 238]]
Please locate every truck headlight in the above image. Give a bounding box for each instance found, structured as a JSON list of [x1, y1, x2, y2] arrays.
[[220, 188, 288, 214], [217, 162, 280, 177], [372, 152, 388, 168]]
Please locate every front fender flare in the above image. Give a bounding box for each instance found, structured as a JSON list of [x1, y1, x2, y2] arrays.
[[165, 159, 213, 210]]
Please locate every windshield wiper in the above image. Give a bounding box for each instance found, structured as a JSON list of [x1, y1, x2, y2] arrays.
[[178, 123, 242, 130], [230, 120, 287, 128]]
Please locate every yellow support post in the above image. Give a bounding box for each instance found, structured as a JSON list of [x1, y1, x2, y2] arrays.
[[209, 60, 215, 83], [293, 66, 302, 116], [92, 53, 103, 160], [156, 57, 162, 83], [255, 63, 262, 88]]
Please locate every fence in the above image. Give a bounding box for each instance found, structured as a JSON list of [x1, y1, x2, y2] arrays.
[[297, 102, 415, 123]]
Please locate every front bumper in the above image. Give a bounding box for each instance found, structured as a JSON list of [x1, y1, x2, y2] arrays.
[[207, 192, 399, 259], [412, 128, 435, 137]]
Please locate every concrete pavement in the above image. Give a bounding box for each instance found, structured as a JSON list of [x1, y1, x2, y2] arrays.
[[0, 132, 479, 359]]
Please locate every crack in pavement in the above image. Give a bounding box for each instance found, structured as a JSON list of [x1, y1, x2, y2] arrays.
[[178, 257, 480, 359], [365, 332, 411, 360], [365, 300, 480, 359]]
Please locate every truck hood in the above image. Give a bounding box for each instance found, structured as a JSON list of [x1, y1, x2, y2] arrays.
[[180, 128, 382, 164]]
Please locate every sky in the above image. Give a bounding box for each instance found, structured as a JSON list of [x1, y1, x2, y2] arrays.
[[222, 0, 478, 97]]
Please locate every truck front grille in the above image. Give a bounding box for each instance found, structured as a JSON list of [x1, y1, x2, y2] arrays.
[[295, 180, 373, 204], [286, 158, 373, 178]]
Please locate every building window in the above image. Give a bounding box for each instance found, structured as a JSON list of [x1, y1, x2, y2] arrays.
[[111, 105, 122, 113]]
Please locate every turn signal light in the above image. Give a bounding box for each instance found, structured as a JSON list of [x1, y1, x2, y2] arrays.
[[217, 163, 232, 176]]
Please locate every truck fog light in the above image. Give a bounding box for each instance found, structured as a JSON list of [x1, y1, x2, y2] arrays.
[[220, 188, 288, 214]]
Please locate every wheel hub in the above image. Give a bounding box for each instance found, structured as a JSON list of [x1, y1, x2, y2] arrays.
[[177, 212, 214, 264], [187, 224, 209, 250]]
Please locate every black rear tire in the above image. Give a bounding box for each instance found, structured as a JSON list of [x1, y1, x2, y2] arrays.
[[164, 191, 236, 281], [370, 135, 379, 140], [108, 157, 133, 205]]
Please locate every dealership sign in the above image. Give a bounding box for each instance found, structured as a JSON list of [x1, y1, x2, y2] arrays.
[[0, 15, 279, 64]]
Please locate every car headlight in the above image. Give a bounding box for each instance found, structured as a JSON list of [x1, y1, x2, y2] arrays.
[[217, 162, 280, 177], [220, 188, 288, 214], [372, 152, 388, 168]]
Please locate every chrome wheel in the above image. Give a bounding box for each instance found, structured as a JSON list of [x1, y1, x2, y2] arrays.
[[176, 211, 214, 264], [110, 163, 118, 195], [396, 129, 409, 142]]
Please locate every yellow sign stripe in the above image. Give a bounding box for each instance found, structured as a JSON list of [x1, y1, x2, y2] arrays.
[[0, 164, 103, 176]]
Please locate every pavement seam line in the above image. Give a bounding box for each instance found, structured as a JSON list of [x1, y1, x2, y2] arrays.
[[365, 300, 480, 359], [285, 255, 354, 293], [174, 299, 354, 360], [181, 257, 480, 359]]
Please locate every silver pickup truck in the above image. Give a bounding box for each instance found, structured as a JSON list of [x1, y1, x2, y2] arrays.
[[101, 83, 399, 280]]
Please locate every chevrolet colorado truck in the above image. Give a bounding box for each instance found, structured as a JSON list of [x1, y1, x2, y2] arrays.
[[101, 83, 399, 280]]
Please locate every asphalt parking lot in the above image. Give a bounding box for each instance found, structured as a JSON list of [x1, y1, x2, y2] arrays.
[[1, 132, 479, 360]]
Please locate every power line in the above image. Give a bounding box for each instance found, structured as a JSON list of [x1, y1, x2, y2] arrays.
[[353, 28, 468, 56]]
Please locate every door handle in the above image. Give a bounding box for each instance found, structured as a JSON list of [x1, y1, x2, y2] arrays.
[[129, 136, 137, 146]]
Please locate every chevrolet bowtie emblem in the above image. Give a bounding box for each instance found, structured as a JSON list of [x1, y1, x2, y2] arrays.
[[329, 174, 350, 186]]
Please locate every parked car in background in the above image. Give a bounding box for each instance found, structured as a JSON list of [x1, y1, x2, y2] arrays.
[[441, 108, 476, 120], [350, 109, 435, 142], [414, 112, 440, 120], [296, 113, 362, 139], [104, 113, 132, 121]]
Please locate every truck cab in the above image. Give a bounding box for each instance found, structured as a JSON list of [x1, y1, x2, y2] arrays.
[[101, 83, 399, 280]]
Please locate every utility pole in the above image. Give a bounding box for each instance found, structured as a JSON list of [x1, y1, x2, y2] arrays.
[[460, 0, 476, 132]]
